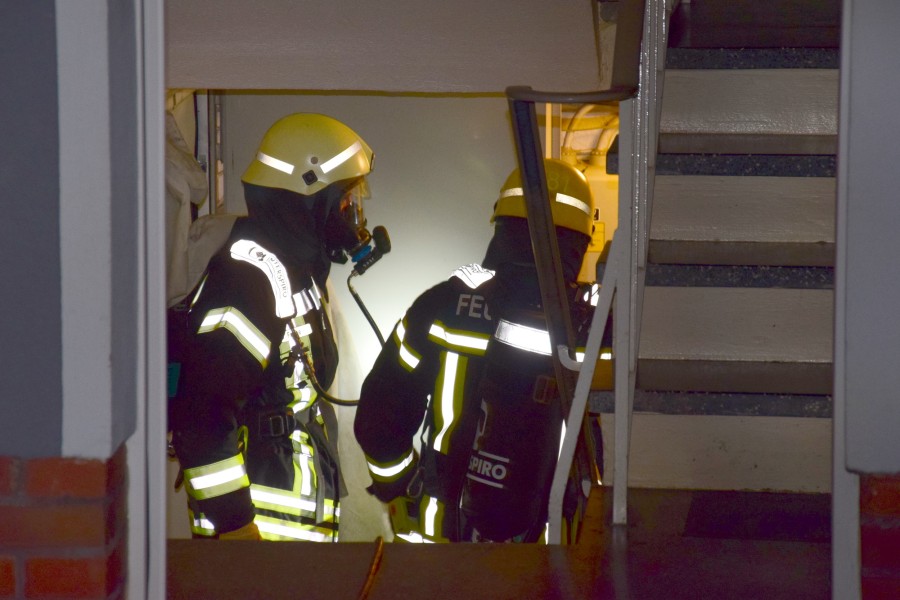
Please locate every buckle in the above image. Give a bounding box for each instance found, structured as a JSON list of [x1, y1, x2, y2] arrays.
[[260, 412, 295, 438]]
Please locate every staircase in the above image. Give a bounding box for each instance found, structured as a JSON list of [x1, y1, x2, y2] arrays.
[[593, 0, 840, 493]]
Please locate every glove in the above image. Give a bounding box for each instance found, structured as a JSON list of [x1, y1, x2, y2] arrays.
[[219, 521, 262, 540], [387, 496, 420, 536]]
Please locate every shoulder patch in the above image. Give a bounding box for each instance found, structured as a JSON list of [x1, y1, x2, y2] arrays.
[[450, 263, 495, 290], [229, 239, 295, 318]]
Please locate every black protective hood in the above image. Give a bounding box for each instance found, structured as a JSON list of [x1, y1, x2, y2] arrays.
[[242, 181, 361, 289], [482, 216, 589, 308]]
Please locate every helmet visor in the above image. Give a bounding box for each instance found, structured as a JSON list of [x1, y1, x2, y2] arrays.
[[340, 178, 370, 230]]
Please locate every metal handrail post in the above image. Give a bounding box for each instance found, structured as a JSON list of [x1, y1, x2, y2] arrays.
[[612, 0, 668, 525]]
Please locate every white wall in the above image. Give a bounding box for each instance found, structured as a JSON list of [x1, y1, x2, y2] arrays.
[[220, 92, 522, 376]]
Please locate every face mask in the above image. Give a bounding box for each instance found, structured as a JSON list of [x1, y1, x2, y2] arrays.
[[324, 179, 372, 264]]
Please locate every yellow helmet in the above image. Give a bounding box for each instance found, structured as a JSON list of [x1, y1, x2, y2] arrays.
[[492, 158, 593, 237], [241, 113, 374, 196]]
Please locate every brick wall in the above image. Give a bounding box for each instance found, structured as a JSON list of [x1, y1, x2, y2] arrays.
[[860, 475, 900, 600], [0, 446, 127, 599]]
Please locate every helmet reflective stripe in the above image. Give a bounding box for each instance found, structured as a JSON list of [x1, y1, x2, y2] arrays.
[[428, 322, 489, 354], [432, 351, 466, 453], [451, 263, 495, 289], [183, 454, 250, 501], [494, 319, 552, 356], [230, 240, 295, 318], [501, 187, 592, 218], [366, 447, 415, 481], [199, 307, 270, 367], [320, 141, 363, 174], [394, 319, 421, 371], [256, 151, 295, 175]]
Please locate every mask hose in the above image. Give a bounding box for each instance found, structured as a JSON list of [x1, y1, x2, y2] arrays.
[[347, 225, 391, 347], [293, 226, 392, 407]]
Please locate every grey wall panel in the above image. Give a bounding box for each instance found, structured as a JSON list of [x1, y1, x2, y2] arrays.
[[0, 1, 62, 456], [109, 0, 139, 449]]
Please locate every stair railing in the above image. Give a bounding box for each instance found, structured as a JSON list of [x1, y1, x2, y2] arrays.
[[506, 0, 670, 543]]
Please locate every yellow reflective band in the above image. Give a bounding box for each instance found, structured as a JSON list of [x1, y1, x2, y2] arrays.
[[396, 532, 435, 543], [399, 344, 420, 371], [429, 322, 489, 354], [395, 319, 421, 371], [494, 319, 551, 356], [250, 486, 319, 516], [199, 307, 270, 367], [190, 275, 207, 308], [189, 510, 217, 537], [501, 187, 591, 217], [257, 151, 294, 174], [184, 454, 250, 500], [432, 352, 464, 453], [298, 454, 313, 496], [254, 515, 334, 542], [366, 448, 415, 480], [424, 496, 439, 538], [320, 141, 362, 174]]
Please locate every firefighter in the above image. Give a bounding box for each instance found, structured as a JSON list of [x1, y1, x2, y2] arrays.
[[353, 158, 594, 543], [170, 113, 375, 541]]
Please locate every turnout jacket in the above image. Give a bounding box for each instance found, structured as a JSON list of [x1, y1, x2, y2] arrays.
[[355, 264, 498, 542], [171, 218, 344, 541], [355, 262, 595, 542]]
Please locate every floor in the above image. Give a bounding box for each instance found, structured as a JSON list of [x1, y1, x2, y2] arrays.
[[167, 487, 832, 599]]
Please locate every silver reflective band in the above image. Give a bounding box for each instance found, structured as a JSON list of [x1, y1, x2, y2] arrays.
[[555, 192, 591, 216], [257, 151, 295, 175], [190, 465, 247, 491], [500, 187, 591, 216], [494, 319, 551, 355], [367, 448, 415, 478], [320, 141, 362, 174], [193, 516, 215, 531]]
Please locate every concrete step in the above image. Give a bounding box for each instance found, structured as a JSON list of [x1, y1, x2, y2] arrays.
[[649, 175, 835, 267], [659, 69, 839, 155], [636, 286, 833, 395], [597, 412, 831, 492]]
